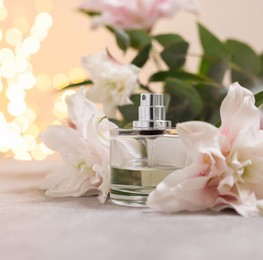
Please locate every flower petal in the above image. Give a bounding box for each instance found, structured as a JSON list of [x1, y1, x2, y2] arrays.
[[66, 87, 103, 137], [220, 82, 260, 140], [82, 50, 139, 118], [41, 88, 117, 202], [40, 126, 86, 161], [146, 164, 216, 212], [177, 121, 222, 159], [80, 0, 198, 30], [42, 165, 99, 198]]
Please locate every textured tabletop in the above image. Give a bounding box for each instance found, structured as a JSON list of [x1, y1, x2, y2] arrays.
[[0, 159, 263, 260]]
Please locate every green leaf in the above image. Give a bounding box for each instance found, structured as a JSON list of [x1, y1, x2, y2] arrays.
[[132, 43, 152, 68], [260, 53, 263, 77], [160, 42, 189, 70], [164, 78, 203, 124], [113, 29, 130, 52], [154, 34, 184, 48], [255, 90, 263, 107], [226, 39, 261, 87], [200, 60, 228, 84], [62, 80, 93, 90], [78, 9, 100, 17], [108, 118, 127, 128], [149, 70, 216, 86], [199, 23, 228, 60], [126, 30, 151, 49], [198, 23, 230, 83], [118, 94, 141, 123], [195, 81, 226, 124]]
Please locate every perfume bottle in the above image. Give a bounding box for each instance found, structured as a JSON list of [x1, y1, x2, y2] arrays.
[[110, 93, 187, 207]]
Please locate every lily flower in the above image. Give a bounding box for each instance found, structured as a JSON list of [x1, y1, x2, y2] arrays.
[[147, 82, 263, 217], [40, 88, 117, 202], [80, 0, 199, 31], [82, 50, 139, 118]]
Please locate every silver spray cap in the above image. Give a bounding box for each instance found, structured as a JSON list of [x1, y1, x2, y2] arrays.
[[133, 93, 171, 129]]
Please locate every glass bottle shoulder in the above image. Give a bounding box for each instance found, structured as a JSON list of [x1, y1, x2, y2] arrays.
[[110, 127, 179, 138]]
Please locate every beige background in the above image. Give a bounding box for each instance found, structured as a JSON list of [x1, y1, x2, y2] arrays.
[[35, 0, 263, 76], [2, 0, 263, 93], [1, 0, 262, 83]]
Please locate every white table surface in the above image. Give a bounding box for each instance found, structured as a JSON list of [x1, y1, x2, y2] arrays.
[[0, 159, 263, 260]]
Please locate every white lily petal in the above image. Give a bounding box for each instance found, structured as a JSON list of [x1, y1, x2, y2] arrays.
[[147, 164, 216, 212], [43, 165, 99, 198], [41, 88, 117, 202], [66, 87, 102, 127], [148, 83, 263, 217], [80, 0, 198, 30], [217, 175, 236, 195], [220, 82, 260, 140], [40, 126, 85, 157], [177, 121, 219, 156], [82, 50, 139, 118], [213, 196, 262, 217]]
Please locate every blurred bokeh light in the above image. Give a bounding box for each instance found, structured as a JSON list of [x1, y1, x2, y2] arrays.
[[0, 0, 85, 160]]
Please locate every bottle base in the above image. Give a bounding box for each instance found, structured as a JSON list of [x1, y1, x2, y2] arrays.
[[110, 184, 152, 207], [110, 197, 147, 208]]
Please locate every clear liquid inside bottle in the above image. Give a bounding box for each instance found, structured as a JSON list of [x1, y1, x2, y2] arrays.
[[110, 129, 186, 207]]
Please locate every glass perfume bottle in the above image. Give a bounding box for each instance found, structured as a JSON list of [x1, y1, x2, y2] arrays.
[[110, 93, 187, 207]]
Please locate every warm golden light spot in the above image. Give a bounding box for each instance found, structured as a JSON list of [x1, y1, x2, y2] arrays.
[[13, 17, 30, 34], [0, 145, 9, 153], [23, 108, 37, 124], [61, 89, 76, 102], [26, 124, 39, 138], [18, 72, 36, 89], [22, 36, 40, 55], [14, 57, 28, 73], [5, 28, 22, 46], [35, 12, 53, 30], [14, 152, 32, 161], [32, 144, 47, 160], [0, 2, 53, 160], [23, 135, 36, 151], [0, 111, 6, 124], [0, 48, 15, 62], [69, 67, 86, 84], [54, 101, 67, 114], [13, 116, 29, 133], [6, 84, 26, 100], [7, 100, 27, 116], [53, 73, 70, 90], [52, 119, 62, 126], [35, 0, 53, 12], [0, 62, 16, 78], [29, 103, 40, 119], [30, 25, 48, 41], [36, 73, 51, 91], [53, 97, 68, 118], [11, 137, 27, 154], [0, 127, 9, 152], [0, 5, 7, 21], [0, 123, 21, 152], [40, 142, 54, 155]]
